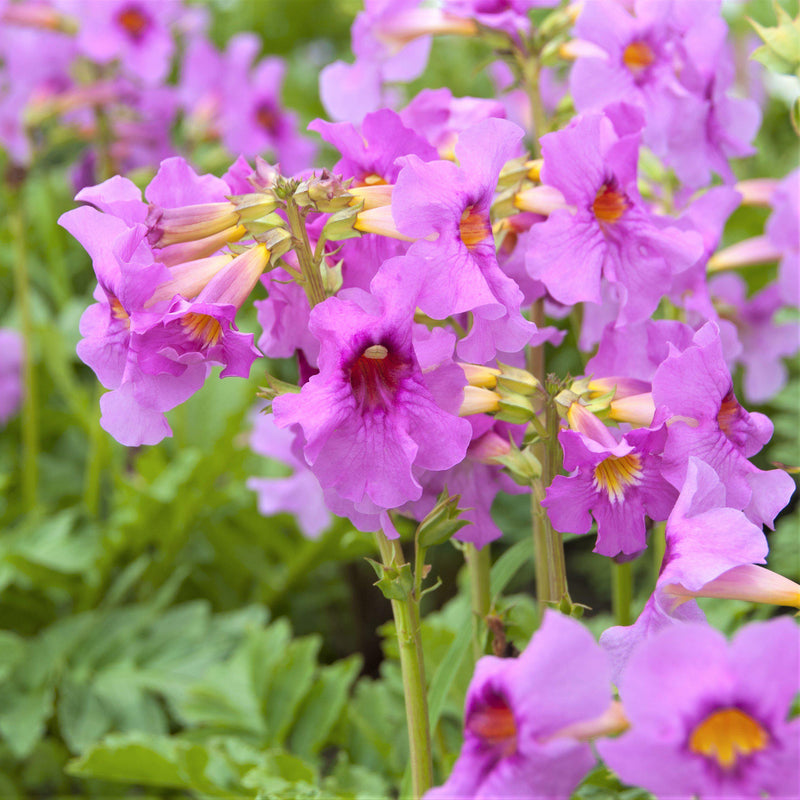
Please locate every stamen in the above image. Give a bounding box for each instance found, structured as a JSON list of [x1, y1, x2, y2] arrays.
[[622, 41, 655, 75], [593, 453, 643, 503], [689, 708, 768, 770], [182, 313, 222, 347], [592, 185, 629, 224], [459, 205, 491, 249], [349, 344, 406, 410]]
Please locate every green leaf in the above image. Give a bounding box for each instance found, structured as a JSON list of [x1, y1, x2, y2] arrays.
[[288, 654, 361, 758], [56, 676, 113, 754], [0, 683, 55, 758], [262, 635, 321, 745], [67, 733, 197, 788], [0, 631, 25, 682]]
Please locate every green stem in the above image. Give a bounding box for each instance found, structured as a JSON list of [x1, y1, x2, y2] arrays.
[[375, 533, 433, 800], [531, 399, 569, 610], [465, 543, 491, 661], [611, 561, 633, 627], [83, 388, 107, 517], [284, 198, 327, 308], [651, 521, 667, 586], [11, 195, 39, 513], [520, 55, 548, 157]]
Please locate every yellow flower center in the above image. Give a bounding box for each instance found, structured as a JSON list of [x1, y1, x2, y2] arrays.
[[593, 453, 643, 503], [592, 185, 629, 224], [182, 313, 222, 347], [689, 708, 769, 770], [110, 296, 129, 322], [623, 41, 655, 75], [459, 205, 491, 249]]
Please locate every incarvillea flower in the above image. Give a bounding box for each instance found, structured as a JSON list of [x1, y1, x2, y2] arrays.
[[392, 117, 537, 362], [600, 457, 773, 679], [59, 157, 266, 446], [569, 0, 759, 189], [272, 257, 472, 524], [653, 322, 795, 529], [425, 611, 613, 800], [525, 107, 704, 326], [247, 412, 331, 540], [543, 404, 676, 558], [599, 617, 800, 799]]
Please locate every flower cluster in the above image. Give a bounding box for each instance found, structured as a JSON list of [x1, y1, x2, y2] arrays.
[[55, 1, 799, 797]]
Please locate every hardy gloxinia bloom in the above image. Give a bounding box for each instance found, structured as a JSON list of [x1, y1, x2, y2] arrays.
[[652, 322, 795, 529], [68, 0, 178, 85], [392, 118, 536, 362], [600, 458, 772, 680], [525, 107, 704, 325], [543, 404, 676, 557], [309, 108, 437, 290], [710, 272, 800, 404], [247, 412, 331, 540], [598, 618, 800, 799], [272, 257, 471, 519], [425, 611, 613, 800]]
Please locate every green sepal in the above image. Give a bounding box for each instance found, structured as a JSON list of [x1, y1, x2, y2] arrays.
[[416, 491, 471, 549], [365, 559, 414, 602], [749, 4, 800, 78]]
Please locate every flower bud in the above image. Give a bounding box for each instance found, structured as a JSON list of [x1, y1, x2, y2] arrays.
[[496, 362, 541, 395], [147, 202, 240, 247], [460, 386, 500, 416], [459, 362, 501, 389]]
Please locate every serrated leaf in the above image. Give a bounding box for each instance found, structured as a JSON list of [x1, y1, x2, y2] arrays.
[[0, 631, 25, 681], [57, 677, 113, 754], [67, 733, 194, 788], [0, 683, 54, 758], [288, 654, 361, 758], [263, 636, 321, 745]]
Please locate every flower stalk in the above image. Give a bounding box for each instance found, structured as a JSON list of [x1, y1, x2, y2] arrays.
[[465, 542, 491, 660], [284, 194, 327, 308], [375, 532, 433, 800]]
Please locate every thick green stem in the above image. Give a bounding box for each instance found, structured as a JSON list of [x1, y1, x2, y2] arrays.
[[465, 543, 491, 661], [520, 56, 548, 157], [375, 533, 433, 799], [531, 398, 569, 609], [611, 561, 633, 626], [83, 390, 107, 517], [11, 197, 39, 513], [284, 199, 327, 308], [651, 521, 667, 586]]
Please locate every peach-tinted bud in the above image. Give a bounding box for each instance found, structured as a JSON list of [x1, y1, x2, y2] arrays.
[[349, 184, 394, 211], [354, 206, 415, 241], [468, 430, 511, 463], [514, 185, 569, 216], [156, 225, 247, 267], [147, 254, 234, 307], [148, 202, 240, 247], [376, 9, 477, 51], [587, 376, 652, 400], [459, 362, 501, 389], [665, 565, 800, 609], [708, 236, 783, 273], [735, 179, 776, 207], [460, 386, 500, 416], [608, 393, 656, 427], [550, 701, 630, 742]]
